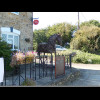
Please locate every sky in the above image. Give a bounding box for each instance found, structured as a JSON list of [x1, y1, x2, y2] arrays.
[[33, 12, 100, 31]]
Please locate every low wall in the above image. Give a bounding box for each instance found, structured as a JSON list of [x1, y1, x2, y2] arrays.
[[47, 68, 80, 86]]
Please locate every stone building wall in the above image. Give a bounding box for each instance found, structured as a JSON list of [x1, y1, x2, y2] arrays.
[[0, 12, 33, 51]]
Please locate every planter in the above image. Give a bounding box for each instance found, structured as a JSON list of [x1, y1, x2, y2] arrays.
[[10, 51, 37, 68]]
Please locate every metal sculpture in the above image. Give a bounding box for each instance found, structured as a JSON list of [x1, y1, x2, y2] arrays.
[[37, 33, 62, 56]]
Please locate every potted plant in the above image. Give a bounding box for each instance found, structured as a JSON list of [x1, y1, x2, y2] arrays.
[[10, 51, 37, 68]]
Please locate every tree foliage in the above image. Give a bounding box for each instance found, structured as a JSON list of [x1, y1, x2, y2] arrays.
[[0, 38, 12, 58], [80, 20, 100, 27], [0, 38, 13, 71], [70, 25, 100, 54], [33, 22, 76, 50]]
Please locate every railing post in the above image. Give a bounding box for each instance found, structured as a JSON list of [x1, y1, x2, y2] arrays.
[[39, 56, 41, 79], [19, 65, 20, 86], [30, 62, 31, 79], [25, 58, 26, 82], [69, 55, 72, 68], [67, 56, 69, 67], [43, 55, 44, 77], [1, 82, 3, 86], [35, 57, 36, 80], [51, 53, 53, 79], [12, 67, 14, 86]]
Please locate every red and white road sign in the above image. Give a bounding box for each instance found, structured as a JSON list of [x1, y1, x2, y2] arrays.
[[33, 18, 39, 25]]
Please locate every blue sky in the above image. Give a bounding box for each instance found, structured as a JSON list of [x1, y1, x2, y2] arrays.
[[33, 12, 100, 31]]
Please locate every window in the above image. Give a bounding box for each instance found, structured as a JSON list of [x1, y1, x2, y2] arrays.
[[1, 34, 19, 51], [14, 36, 19, 49], [11, 12, 19, 15], [1, 27, 20, 51]]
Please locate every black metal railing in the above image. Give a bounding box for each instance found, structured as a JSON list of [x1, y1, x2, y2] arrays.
[[0, 52, 74, 86]]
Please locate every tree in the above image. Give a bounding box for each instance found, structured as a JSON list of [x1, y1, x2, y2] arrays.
[[70, 25, 100, 54], [33, 22, 76, 50], [33, 29, 48, 50], [0, 38, 12, 71], [0, 38, 12, 58], [80, 20, 100, 27]]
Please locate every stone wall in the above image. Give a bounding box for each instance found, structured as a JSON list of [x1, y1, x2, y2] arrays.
[[0, 12, 33, 51], [47, 68, 80, 86]]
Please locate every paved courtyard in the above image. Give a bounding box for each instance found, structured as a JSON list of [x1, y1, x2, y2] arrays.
[[62, 63, 100, 87]]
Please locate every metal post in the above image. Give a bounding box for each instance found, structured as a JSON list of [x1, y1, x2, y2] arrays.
[[19, 65, 20, 86], [51, 53, 53, 79], [35, 57, 36, 80], [55, 50, 56, 57], [67, 58, 68, 65], [12, 67, 14, 86], [39, 56, 40, 79], [43, 55, 44, 77], [25, 58, 26, 81], [30, 62, 31, 79], [69, 55, 72, 68], [1, 82, 3, 86], [32, 58, 34, 80], [45, 55, 48, 77], [78, 12, 80, 30]]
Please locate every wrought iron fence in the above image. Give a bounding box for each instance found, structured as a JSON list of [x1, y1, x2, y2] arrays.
[[0, 52, 74, 86]]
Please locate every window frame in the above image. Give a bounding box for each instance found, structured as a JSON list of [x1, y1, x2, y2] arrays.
[[1, 33, 19, 51], [1, 27, 20, 51]]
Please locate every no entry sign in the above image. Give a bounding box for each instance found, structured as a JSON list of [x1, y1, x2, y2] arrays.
[[0, 58, 4, 83], [33, 18, 39, 25]]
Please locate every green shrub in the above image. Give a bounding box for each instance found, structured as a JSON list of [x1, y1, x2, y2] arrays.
[[21, 78, 36, 86], [0, 38, 12, 71], [0, 39, 12, 58], [70, 25, 100, 54], [59, 49, 100, 64], [80, 20, 100, 27]]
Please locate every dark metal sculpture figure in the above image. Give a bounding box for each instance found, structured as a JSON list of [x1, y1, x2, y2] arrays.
[[37, 33, 62, 56]]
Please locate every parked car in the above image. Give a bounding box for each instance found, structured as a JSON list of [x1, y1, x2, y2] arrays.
[[55, 45, 67, 51]]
